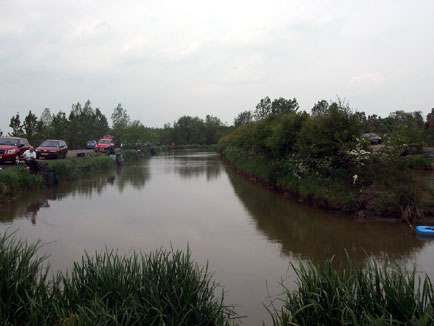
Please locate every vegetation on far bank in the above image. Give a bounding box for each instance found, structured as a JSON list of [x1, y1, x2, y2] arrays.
[[0, 153, 125, 201], [218, 99, 434, 221], [2, 231, 434, 325]]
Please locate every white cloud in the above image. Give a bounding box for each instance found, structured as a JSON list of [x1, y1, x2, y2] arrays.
[[0, 0, 434, 133]]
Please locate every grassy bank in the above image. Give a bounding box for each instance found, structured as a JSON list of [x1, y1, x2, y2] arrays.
[[0, 231, 237, 325], [218, 108, 434, 221], [0, 155, 116, 201], [267, 257, 434, 325]]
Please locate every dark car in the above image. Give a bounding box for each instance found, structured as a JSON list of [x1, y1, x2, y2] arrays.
[[86, 140, 97, 149], [362, 133, 382, 145], [36, 140, 68, 159], [0, 137, 31, 164]]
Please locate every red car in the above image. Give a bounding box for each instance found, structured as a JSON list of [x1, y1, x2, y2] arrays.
[[36, 140, 68, 159], [95, 138, 115, 153], [0, 137, 31, 164]]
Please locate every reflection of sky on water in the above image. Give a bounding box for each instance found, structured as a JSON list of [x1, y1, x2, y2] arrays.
[[0, 151, 433, 324]]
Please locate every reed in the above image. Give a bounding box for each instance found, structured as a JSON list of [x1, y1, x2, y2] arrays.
[[0, 232, 237, 325], [0, 230, 52, 325], [267, 256, 434, 326]]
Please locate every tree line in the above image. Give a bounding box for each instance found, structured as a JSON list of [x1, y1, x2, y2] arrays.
[[2, 97, 433, 150], [233, 96, 434, 148], [2, 101, 233, 149]]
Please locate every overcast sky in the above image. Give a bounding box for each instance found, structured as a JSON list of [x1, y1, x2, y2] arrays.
[[1, 0, 433, 133]]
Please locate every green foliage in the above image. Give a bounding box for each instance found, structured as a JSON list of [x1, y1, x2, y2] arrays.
[[46, 155, 115, 180], [0, 232, 238, 325], [234, 110, 253, 127], [8, 112, 24, 137], [0, 231, 51, 325], [268, 257, 434, 326], [0, 167, 44, 199], [254, 96, 272, 120], [68, 100, 110, 149], [266, 112, 309, 157], [23, 110, 44, 146], [271, 97, 299, 115], [296, 103, 361, 163]]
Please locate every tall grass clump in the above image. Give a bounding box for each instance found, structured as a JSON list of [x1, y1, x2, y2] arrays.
[[267, 257, 434, 326], [0, 167, 44, 198], [46, 155, 115, 180], [53, 248, 237, 325], [0, 231, 237, 325], [0, 231, 51, 325]]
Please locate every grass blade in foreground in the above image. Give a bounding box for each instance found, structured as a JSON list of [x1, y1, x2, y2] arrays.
[[267, 256, 434, 326]]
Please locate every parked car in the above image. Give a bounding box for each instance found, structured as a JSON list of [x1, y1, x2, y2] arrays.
[[95, 137, 115, 153], [36, 140, 68, 159], [362, 133, 382, 145], [0, 137, 31, 164], [86, 140, 97, 149]]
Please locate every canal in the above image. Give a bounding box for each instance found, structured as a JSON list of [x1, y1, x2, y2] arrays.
[[1, 151, 433, 324]]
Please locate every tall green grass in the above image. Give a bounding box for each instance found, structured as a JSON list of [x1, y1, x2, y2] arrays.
[[0, 167, 44, 199], [267, 257, 434, 325], [0, 231, 238, 325], [0, 231, 51, 325], [46, 155, 115, 180]]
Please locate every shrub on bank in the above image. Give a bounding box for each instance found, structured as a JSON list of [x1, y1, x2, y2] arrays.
[[218, 105, 434, 220], [46, 155, 115, 180], [0, 167, 44, 199], [0, 231, 238, 325], [267, 257, 434, 326]]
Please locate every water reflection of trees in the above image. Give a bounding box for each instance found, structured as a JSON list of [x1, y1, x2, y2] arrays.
[[0, 162, 150, 225], [115, 162, 150, 192], [225, 166, 426, 265], [168, 152, 221, 180]]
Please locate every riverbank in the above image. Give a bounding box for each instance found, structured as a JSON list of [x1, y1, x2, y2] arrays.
[[220, 148, 434, 222], [0, 150, 146, 203], [217, 109, 434, 222]]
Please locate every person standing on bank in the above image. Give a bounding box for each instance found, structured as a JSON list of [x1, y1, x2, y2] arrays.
[[23, 146, 38, 174]]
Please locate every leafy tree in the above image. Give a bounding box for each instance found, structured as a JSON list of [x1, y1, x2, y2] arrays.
[[50, 111, 70, 142], [426, 108, 434, 126], [311, 100, 329, 116], [204, 115, 224, 145], [266, 112, 309, 157], [94, 108, 109, 138], [0, 129, 3, 137], [9, 113, 24, 137], [111, 103, 131, 145], [40, 108, 53, 127], [296, 103, 362, 167], [111, 104, 130, 131], [23, 110, 44, 145], [234, 111, 253, 127], [173, 116, 205, 145], [254, 96, 272, 120], [271, 97, 299, 115]]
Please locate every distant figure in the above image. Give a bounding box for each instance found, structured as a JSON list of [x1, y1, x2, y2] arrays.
[[107, 146, 115, 155], [23, 146, 38, 174]]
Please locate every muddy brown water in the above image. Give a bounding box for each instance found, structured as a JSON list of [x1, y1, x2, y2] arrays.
[[1, 151, 434, 324]]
